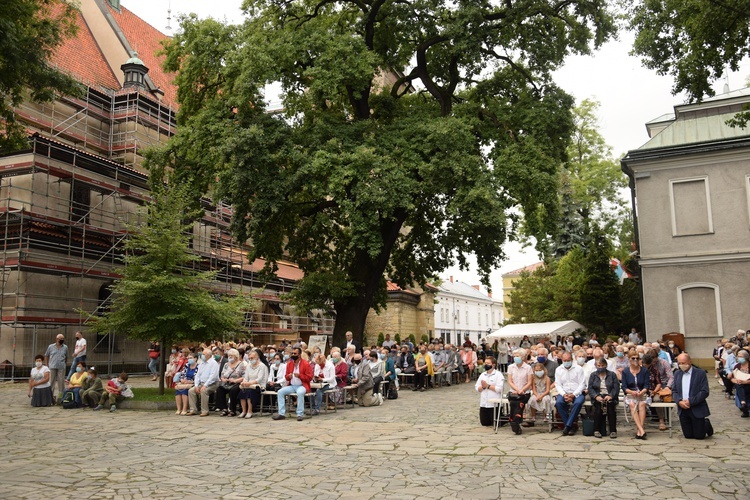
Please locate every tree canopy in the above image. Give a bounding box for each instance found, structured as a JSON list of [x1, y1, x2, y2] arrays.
[[156, 0, 617, 347], [542, 98, 628, 258], [0, 0, 81, 152], [630, 0, 750, 127]]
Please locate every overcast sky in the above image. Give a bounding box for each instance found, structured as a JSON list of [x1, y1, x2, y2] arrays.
[[123, 0, 750, 294]]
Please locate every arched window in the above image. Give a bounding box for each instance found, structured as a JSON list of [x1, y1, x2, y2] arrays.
[[676, 283, 723, 337]]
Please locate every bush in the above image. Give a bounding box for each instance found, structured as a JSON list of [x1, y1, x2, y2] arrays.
[[421, 334, 429, 344], [409, 334, 416, 345], [394, 333, 401, 343], [377, 332, 385, 346]]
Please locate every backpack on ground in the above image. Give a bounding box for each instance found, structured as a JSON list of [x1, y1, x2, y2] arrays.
[[61, 391, 77, 409]]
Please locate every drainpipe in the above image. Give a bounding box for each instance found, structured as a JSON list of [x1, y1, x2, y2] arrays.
[[621, 155, 646, 339]]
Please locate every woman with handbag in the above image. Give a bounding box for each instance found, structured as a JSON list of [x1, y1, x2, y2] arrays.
[[622, 349, 651, 440], [215, 348, 246, 417], [643, 351, 673, 431], [174, 354, 198, 415], [147, 341, 160, 382]]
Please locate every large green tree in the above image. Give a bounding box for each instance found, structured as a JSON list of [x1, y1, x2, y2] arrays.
[[156, 1, 616, 348], [0, 0, 81, 152], [88, 185, 248, 393], [630, 0, 750, 126], [544, 98, 628, 258]]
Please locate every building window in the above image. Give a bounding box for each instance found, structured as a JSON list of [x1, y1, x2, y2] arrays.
[[669, 176, 713, 236], [676, 282, 723, 338], [456, 307, 460, 324], [746, 174, 750, 227], [465, 310, 469, 325], [71, 183, 91, 224]]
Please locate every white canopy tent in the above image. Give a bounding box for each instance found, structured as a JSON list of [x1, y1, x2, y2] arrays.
[[484, 320, 586, 344]]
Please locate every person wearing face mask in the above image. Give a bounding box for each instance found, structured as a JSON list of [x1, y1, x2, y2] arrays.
[[728, 349, 750, 418], [413, 346, 434, 392], [273, 347, 313, 420], [673, 353, 712, 439], [81, 367, 104, 409], [173, 354, 198, 415], [368, 351, 385, 402], [528, 362, 552, 424], [165, 345, 185, 389], [507, 349, 532, 434], [28, 354, 53, 407], [554, 352, 586, 436], [614, 345, 629, 381], [239, 349, 269, 419], [351, 353, 380, 407], [266, 353, 288, 392], [44, 334, 68, 403], [622, 348, 650, 439], [214, 348, 246, 417], [461, 345, 477, 383], [187, 348, 220, 417], [535, 347, 558, 383], [442, 344, 458, 386], [67, 331, 87, 381], [330, 348, 349, 405], [475, 356, 504, 426], [588, 357, 619, 438], [62, 361, 89, 408], [383, 348, 397, 397], [310, 352, 336, 414]]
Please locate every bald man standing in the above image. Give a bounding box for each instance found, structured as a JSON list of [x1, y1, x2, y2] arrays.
[[673, 353, 713, 439]]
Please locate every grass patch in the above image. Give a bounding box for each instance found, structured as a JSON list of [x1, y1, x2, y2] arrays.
[[132, 387, 176, 402]]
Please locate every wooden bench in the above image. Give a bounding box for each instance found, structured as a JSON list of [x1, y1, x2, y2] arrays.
[[581, 400, 677, 437]]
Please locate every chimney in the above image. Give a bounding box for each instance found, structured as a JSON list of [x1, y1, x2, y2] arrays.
[[488, 291, 492, 298], [472, 285, 480, 291], [449, 276, 453, 283]]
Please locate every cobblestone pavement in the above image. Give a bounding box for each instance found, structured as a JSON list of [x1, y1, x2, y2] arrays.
[[1, 376, 748, 499]]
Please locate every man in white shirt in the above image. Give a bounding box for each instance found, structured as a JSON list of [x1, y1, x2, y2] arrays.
[[554, 352, 586, 436], [187, 348, 220, 416], [475, 356, 504, 426], [67, 332, 87, 381]]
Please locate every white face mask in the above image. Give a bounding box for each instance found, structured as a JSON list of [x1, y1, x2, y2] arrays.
[[35, 361, 43, 368]]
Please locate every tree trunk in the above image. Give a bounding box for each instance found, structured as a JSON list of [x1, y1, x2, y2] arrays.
[[332, 296, 372, 352]]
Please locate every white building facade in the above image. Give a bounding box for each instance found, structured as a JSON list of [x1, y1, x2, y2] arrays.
[[434, 278, 504, 346]]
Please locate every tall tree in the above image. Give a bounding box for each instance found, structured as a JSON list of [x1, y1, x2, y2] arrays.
[[157, 1, 616, 348], [580, 227, 620, 332], [630, 0, 750, 126], [544, 98, 627, 256], [87, 184, 248, 393], [0, 0, 81, 152]]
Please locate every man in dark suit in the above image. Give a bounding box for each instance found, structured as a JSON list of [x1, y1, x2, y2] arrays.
[[673, 353, 713, 439], [341, 331, 361, 353]]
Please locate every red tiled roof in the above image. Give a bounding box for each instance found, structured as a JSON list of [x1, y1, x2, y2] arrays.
[[107, 4, 178, 108], [502, 261, 544, 277], [50, 8, 120, 91], [386, 281, 419, 295]]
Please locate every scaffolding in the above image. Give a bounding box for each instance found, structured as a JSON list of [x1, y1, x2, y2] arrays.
[[0, 86, 333, 380]]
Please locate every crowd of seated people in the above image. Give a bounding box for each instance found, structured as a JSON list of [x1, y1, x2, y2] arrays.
[[473, 330, 750, 440]]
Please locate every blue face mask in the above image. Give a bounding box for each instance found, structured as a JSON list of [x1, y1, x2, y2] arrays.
[[75, 366, 82, 373], [738, 357, 747, 364], [616, 352, 624, 358], [200, 354, 206, 361], [379, 353, 385, 360], [513, 356, 522, 365], [563, 361, 573, 369], [537, 356, 546, 363], [188, 359, 196, 366]]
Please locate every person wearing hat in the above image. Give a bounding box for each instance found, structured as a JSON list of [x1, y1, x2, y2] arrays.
[[81, 367, 104, 408]]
